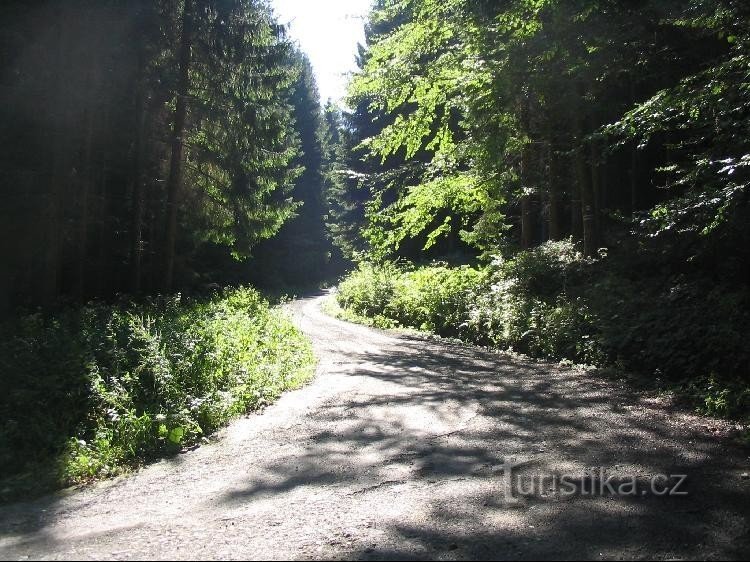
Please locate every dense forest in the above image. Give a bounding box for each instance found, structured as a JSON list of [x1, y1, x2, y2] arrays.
[[0, 0, 333, 313], [0, 0, 749, 501], [329, 0, 750, 416]]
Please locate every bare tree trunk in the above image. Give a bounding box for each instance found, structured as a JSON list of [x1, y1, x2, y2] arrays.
[[630, 144, 639, 215], [89, 102, 111, 298], [629, 75, 639, 216], [43, 144, 64, 306], [521, 192, 533, 249], [130, 100, 147, 293], [600, 158, 608, 214], [548, 181, 561, 241], [570, 164, 582, 241], [0, 238, 11, 317], [0, 273, 9, 318], [572, 81, 597, 257], [75, 107, 95, 302], [97, 155, 109, 297], [162, 0, 194, 292]]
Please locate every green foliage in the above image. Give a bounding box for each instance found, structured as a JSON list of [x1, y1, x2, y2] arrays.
[[340, 0, 750, 267], [322, 102, 369, 263], [603, 45, 750, 251], [0, 288, 314, 492], [389, 264, 483, 335], [333, 0, 750, 425], [364, 172, 490, 259], [338, 261, 482, 336], [249, 53, 333, 286], [337, 262, 402, 322], [184, 0, 303, 260], [346, 0, 494, 258], [492, 240, 590, 300], [466, 240, 604, 364], [0, 0, 312, 306], [336, 239, 750, 419], [688, 377, 750, 419], [592, 273, 750, 384]]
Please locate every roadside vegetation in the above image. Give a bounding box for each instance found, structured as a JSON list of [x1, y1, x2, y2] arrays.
[[0, 288, 314, 501], [336, 241, 750, 421]]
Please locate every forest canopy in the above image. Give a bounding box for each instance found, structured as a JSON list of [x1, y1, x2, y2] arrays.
[[325, 0, 750, 264]]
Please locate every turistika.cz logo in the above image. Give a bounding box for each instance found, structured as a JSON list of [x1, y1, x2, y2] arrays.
[[501, 459, 688, 500]]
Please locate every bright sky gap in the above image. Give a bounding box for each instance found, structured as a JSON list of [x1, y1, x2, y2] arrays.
[[270, 0, 372, 105]]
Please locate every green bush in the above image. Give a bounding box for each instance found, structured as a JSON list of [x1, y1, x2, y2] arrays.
[[465, 240, 604, 364], [337, 262, 482, 335], [0, 287, 314, 490], [337, 262, 401, 320], [388, 265, 483, 336], [336, 239, 750, 419], [494, 239, 589, 300]]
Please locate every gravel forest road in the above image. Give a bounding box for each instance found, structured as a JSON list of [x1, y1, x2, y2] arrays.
[[1, 292, 749, 560]]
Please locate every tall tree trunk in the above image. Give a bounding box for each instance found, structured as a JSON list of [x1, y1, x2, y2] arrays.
[[43, 141, 64, 306], [94, 105, 111, 297], [97, 156, 109, 297], [163, 0, 194, 292], [41, 6, 70, 306], [75, 7, 104, 302], [548, 190, 562, 241], [0, 275, 9, 319], [574, 82, 597, 257], [575, 133, 597, 257], [130, 98, 147, 293], [548, 176, 562, 240], [630, 144, 639, 215], [600, 159, 608, 215], [76, 106, 95, 302], [589, 137, 601, 245], [147, 190, 158, 293], [570, 168, 582, 241], [521, 192, 533, 249], [130, 38, 148, 294], [546, 127, 562, 240], [629, 74, 639, 216], [0, 240, 10, 317], [519, 95, 533, 249]]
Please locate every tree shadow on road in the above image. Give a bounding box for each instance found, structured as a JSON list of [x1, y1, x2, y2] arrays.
[[221, 332, 750, 560]]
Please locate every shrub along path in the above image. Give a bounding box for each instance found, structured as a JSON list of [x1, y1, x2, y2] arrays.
[[1, 292, 749, 560]]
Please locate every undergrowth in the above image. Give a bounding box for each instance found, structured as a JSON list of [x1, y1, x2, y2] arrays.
[[335, 240, 750, 421], [0, 287, 315, 501]]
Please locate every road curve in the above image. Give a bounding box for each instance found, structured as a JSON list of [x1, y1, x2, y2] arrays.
[[1, 293, 749, 560]]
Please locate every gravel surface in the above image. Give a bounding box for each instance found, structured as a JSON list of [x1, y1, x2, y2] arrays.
[[1, 292, 749, 560]]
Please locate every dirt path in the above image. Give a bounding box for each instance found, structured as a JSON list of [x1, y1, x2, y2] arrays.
[[1, 293, 749, 560]]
